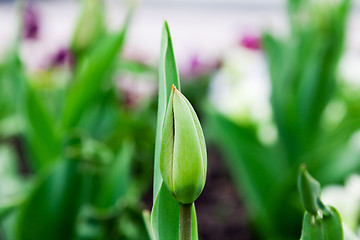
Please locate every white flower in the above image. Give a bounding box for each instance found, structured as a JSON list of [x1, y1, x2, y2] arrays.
[[322, 174, 360, 232], [339, 50, 360, 89], [208, 46, 276, 144]]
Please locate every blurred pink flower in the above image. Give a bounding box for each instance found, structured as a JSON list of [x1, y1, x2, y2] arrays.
[[48, 47, 75, 69], [23, 3, 39, 40], [239, 34, 261, 50], [189, 54, 201, 74], [181, 54, 221, 78]]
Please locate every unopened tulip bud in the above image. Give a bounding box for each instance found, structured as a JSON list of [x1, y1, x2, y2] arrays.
[[160, 85, 207, 204], [298, 165, 322, 215]]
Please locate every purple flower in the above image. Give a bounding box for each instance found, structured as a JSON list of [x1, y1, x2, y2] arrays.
[[181, 54, 220, 78], [190, 54, 201, 74], [239, 34, 261, 50], [49, 47, 75, 69], [23, 4, 39, 40]]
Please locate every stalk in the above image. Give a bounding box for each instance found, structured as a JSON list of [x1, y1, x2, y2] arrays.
[[179, 203, 192, 240]]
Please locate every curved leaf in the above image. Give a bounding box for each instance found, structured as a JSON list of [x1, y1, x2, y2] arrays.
[[62, 18, 129, 129], [151, 21, 198, 240]]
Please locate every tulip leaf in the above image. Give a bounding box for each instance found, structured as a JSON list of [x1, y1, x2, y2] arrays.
[[62, 17, 129, 129], [151, 21, 198, 240], [15, 159, 86, 240], [23, 85, 60, 169], [300, 207, 343, 240], [262, 0, 350, 162], [151, 184, 198, 240], [94, 140, 135, 208], [153, 21, 180, 197]]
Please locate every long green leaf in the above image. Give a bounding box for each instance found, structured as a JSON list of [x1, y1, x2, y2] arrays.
[[62, 18, 129, 129], [151, 21, 198, 240], [23, 85, 60, 169], [153, 22, 180, 197], [15, 159, 86, 240]]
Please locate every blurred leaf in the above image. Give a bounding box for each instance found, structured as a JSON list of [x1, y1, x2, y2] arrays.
[[300, 207, 343, 240], [262, 33, 304, 161], [116, 59, 156, 75], [0, 198, 24, 220], [0, 145, 25, 220], [0, 50, 24, 116], [311, 140, 360, 184], [0, 145, 18, 176], [71, 0, 105, 56], [76, 90, 118, 140], [0, 115, 23, 139], [205, 108, 291, 237], [23, 85, 60, 169], [118, 205, 151, 240], [0, 210, 19, 240], [94, 140, 135, 208], [15, 159, 86, 240], [151, 21, 198, 240], [62, 18, 129, 129], [263, 0, 350, 161]]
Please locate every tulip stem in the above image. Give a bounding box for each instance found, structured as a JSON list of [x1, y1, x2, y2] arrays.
[[179, 203, 192, 240]]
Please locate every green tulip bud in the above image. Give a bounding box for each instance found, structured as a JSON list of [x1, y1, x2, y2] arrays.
[[298, 164, 321, 215], [160, 85, 207, 204], [298, 164, 331, 217]]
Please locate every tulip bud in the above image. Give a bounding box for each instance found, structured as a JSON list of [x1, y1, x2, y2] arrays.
[[298, 164, 321, 215], [298, 165, 333, 218], [160, 85, 207, 204]]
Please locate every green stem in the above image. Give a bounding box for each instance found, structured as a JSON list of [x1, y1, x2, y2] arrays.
[[179, 203, 192, 240]]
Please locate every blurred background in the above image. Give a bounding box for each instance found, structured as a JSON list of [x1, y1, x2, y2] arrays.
[[0, 0, 360, 239]]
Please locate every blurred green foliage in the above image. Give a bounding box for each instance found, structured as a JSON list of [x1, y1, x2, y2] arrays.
[[205, 0, 359, 239], [0, 2, 156, 240]]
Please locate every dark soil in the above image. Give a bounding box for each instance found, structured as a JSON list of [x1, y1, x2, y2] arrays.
[[196, 145, 255, 240]]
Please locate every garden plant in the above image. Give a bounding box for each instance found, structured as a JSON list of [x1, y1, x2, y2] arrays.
[[0, 0, 360, 239]]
